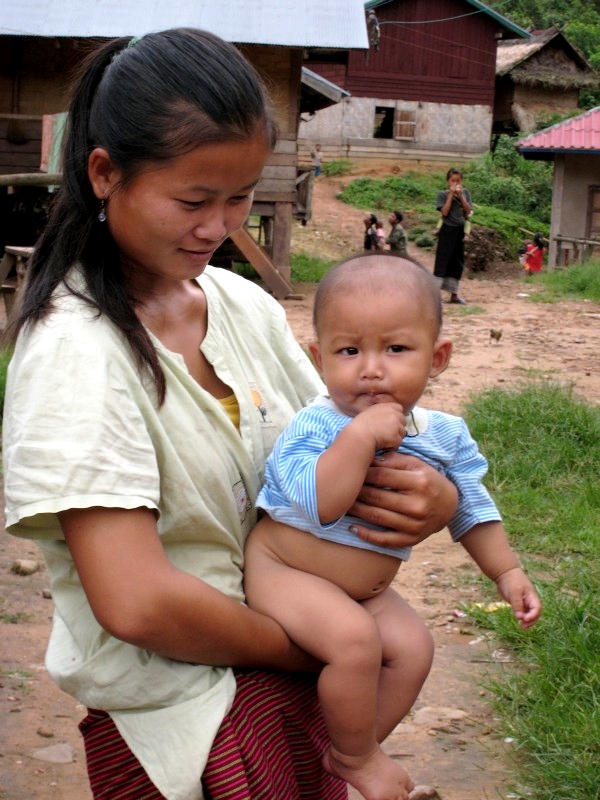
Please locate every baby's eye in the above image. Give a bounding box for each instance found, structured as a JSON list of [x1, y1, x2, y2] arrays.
[[388, 345, 405, 353], [340, 347, 359, 356]]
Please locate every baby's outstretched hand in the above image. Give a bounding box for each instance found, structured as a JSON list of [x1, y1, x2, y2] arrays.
[[351, 403, 406, 452], [495, 567, 542, 630]]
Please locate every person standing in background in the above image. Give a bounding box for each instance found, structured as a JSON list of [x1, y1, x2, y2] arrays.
[[311, 143, 324, 177], [363, 213, 379, 250], [387, 210, 407, 254], [433, 167, 472, 304]]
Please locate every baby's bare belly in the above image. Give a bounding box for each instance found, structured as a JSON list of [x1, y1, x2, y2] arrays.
[[250, 515, 402, 601]]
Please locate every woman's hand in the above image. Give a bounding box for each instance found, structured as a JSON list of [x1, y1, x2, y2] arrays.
[[347, 452, 458, 548]]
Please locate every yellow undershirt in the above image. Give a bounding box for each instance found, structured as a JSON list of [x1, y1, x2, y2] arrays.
[[219, 393, 240, 432]]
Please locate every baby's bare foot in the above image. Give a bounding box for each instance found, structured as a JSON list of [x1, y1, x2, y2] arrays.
[[323, 743, 414, 800], [409, 786, 439, 800]]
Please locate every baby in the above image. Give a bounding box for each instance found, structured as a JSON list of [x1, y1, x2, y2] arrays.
[[245, 253, 541, 800]]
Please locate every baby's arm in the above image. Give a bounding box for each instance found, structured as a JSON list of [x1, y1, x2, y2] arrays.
[[460, 523, 542, 629], [315, 403, 406, 523]]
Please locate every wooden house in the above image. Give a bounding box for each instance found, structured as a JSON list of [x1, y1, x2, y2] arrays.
[[299, 0, 528, 166], [516, 108, 600, 268], [0, 0, 367, 296], [495, 27, 600, 135]]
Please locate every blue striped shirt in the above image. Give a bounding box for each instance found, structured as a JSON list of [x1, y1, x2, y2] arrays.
[[256, 396, 501, 560]]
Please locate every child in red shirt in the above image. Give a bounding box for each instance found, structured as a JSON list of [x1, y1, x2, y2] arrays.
[[523, 233, 546, 275]]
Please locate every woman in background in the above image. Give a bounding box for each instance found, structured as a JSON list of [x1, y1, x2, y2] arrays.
[[433, 167, 472, 304]]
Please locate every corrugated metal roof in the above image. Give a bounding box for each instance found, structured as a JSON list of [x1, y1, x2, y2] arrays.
[[302, 68, 350, 104], [516, 107, 600, 157], [0, 0, 369, 49]]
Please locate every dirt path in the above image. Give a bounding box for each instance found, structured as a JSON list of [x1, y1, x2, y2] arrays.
[[1, 176, 599, 800]]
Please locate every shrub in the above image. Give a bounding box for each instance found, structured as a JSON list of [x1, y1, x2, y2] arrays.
[[322, 160, 353, 177]]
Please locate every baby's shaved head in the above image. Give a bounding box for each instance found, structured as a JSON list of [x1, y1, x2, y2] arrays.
[[313, 253, 442, 337]]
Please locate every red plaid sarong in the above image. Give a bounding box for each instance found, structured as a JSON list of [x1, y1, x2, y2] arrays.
[[79, 669, 347, 800]]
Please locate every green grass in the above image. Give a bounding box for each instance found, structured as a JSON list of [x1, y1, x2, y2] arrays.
[[531, 259, 600, 303], [460, 379, 600, 799], [322, 159, 354, 178], [339, 171, 441, 213], [290, 252, 334, 283], [233, 253, 334, 285]]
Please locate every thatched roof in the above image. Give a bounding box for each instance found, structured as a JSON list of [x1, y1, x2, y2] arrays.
[[497, 27, 599, 90]]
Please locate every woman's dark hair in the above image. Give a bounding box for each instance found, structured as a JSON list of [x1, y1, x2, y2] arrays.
[[11, 28, 277, 403], [533, 233, 544, 247], [368, 213, 377, 225]]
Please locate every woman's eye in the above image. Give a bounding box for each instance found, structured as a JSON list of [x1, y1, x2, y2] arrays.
[[229, 194, 253, 205], [180, 199, 206, 209]]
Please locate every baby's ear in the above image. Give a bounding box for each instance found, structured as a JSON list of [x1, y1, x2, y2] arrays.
[[430, 337, 452, 378], [308, 341, 323, 372]]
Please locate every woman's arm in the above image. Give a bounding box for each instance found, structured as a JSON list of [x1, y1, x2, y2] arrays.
[[60, 506, 318, 672], [347, 452, 459, 547]]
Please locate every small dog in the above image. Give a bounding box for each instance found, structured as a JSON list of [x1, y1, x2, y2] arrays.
[[489, 328, 502, 344]]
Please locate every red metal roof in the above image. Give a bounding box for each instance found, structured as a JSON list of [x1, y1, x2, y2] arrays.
[[516, 107, 600, 154]]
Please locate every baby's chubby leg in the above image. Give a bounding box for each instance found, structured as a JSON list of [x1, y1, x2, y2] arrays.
[[363, 588, 435, 742], [244, 528, 416, 800]]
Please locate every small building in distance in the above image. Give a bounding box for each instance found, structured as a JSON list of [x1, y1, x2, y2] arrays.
[[300, 0, 528, 167], [495, 27, 600, 135], [516, 107, 600, 267]]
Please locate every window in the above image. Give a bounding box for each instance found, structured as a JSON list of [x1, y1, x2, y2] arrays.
[[394, 110, 416, 141], [374, 106, 395, 139]]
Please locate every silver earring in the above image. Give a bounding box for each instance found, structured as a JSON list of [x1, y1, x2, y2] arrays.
[[98, 199, 107, 223]]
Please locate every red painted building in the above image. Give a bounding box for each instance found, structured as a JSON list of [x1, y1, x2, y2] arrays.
[[300, 0, 528, 163]]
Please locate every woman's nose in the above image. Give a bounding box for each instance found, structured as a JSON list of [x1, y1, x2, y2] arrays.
[[193, 210, 228, 241]]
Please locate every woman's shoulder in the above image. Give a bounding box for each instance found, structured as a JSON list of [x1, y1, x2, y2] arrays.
[[200, 265, 288, 334], [13, 279, 136, 377], [201, 265, 279, 307]]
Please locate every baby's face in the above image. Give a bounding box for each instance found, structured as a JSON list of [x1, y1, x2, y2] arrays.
[[310, 289, 448, 418]]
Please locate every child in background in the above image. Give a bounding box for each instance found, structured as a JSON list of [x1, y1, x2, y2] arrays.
[[375, 221, 387, 249], [434, 212, 472, 241], [522, 233, 546, 275], [311, 143, 324, 177], [386, 210, 408, 254], [245, 254, 542, 800]]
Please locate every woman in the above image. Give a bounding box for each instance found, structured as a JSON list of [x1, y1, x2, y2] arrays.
[[433, 167, 472, 304], [363, 212, 379, 250], [2, 29, 457, 800]]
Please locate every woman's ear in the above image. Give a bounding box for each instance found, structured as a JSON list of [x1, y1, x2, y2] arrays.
[[308, 341, 323, 373], [87, 147, 119, 201], [430, 337, 452, 378]]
